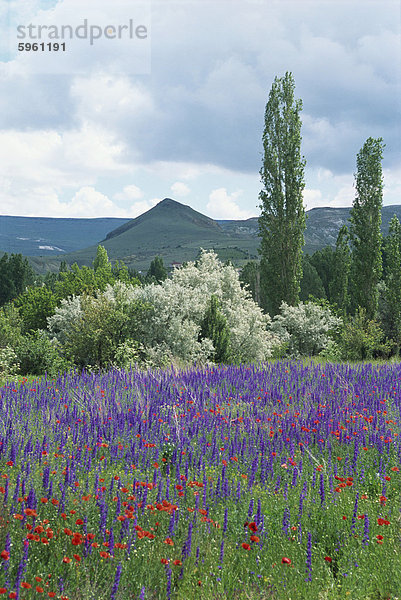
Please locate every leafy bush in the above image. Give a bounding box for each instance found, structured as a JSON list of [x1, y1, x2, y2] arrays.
[[48, 287, 151, 370], [113, 339, 148, 369], [14, 285, 57, 332], [0, 303, 23, 348], [270, 301, 342, 357], [15, 331, 70, 376], [339, 307, 393, 360]]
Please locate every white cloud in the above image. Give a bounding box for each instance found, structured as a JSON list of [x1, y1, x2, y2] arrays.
[[62, 186, 117, 217], [0, 183, 159, 219], [331, 183, 355, 208], [170, 181, 190, 197], [70, 74, 156, 128], [0, 123, 132, 217], [0, 184, 109, 218], [127, 198, 159, 218], [303, 188, 323, 210], [114, 184, 144, 202], [206, 188, 255, 219]]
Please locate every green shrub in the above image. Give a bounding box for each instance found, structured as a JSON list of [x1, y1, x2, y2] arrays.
[[15, 331, 70, 376], [113, 339, 148, 368], [339, 307, 393, 360], [0, 303, 23, 348], [199, 295, 231, 363], [14, 285, 57, 332]]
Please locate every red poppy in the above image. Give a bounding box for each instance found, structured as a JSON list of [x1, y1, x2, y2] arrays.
[[250, 535, 260, 543], [376, 535, 384, 541], [71, 536, 83, 546], [0, 551, 9, 561], [48, 593, 56, 598], [281, 557, 291, 565], [0, 588, 6, 594], [173, 560, 182, 566], [248, 522, 258, 532], [63, 557, 71, 563], [73, 554, 81, 562], [324, 556, 332, 563], [161, 558, 169, 564], [75, 519, 84, 526], [36, 586, 44, 593], [164, 538, 174, 546], [35, 578, 42, 583], [21, 582, 32, 589], [241, 543, 251, 550], [9, 593, 16, 599], [99, 551, 109, 558]]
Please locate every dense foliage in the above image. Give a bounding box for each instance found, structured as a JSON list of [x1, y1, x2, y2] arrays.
[[350, 138, 385, 318], [259, 71, 306, 315]]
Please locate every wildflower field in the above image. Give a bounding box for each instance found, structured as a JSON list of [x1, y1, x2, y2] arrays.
[[0, 362, 400, 600]]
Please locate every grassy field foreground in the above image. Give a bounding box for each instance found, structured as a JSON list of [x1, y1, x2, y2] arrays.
[[0, 361, 400, 600]]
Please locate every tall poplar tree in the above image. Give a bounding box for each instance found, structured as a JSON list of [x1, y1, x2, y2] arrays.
[[350, 137, 384, 318], [329, 225, 351, 313], [258, 72, 306, 315]]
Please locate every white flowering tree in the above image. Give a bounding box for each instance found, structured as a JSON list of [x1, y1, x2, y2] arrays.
[[270, 301, 342, 357], [48, 251, 280, 367], [123, 250, 279, 364]]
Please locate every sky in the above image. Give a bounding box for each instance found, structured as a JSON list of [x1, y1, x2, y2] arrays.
[[0, 0, 400, 220]]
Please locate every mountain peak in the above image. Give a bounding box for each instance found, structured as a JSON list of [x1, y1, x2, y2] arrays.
[[104, 196, 221, 242]]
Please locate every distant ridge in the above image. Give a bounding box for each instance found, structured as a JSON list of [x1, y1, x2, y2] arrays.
[[0, 215, 128, 256], [4, 199, 401, 274]]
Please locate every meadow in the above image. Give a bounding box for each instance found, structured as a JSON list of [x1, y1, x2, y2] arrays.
[[0, 361, 400, 600]]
